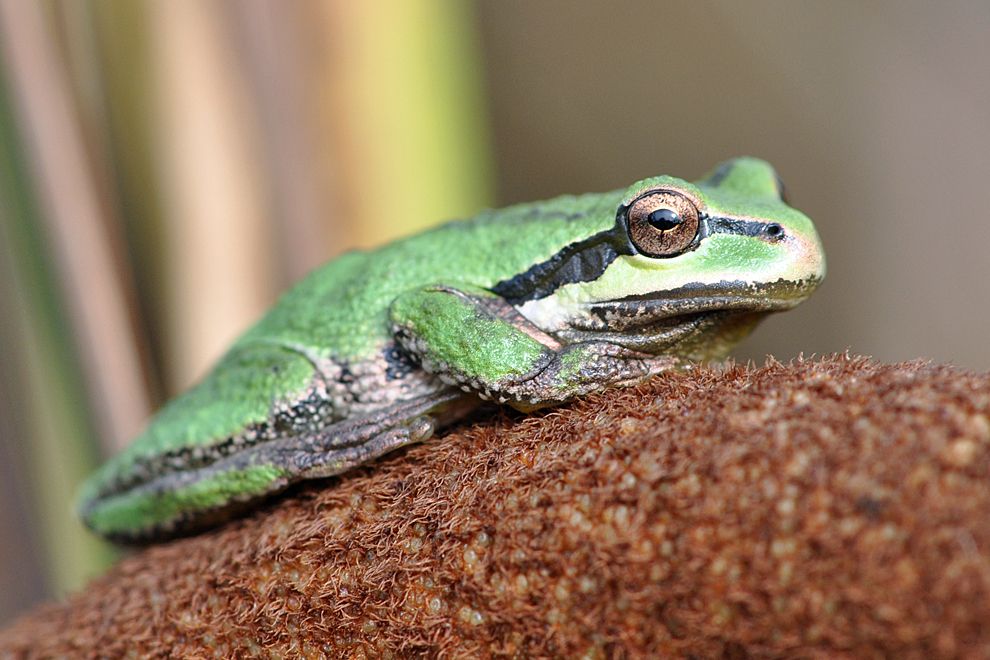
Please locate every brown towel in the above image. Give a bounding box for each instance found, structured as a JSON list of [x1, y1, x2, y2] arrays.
[[2, 355, 988, 659]]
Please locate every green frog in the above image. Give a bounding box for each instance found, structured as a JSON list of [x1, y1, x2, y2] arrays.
[[77, 157, 825, 541]]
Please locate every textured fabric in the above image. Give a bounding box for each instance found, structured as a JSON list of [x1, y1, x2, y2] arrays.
[[2, 355, 989, 659]]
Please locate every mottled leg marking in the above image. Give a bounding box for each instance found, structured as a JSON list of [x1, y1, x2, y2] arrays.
[[296, 414, 437, 479], [263, 390, 464, 478], [125, 390, 467, 504]]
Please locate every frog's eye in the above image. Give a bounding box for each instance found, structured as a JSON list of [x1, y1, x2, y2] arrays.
[[626, 190, 700, 258]]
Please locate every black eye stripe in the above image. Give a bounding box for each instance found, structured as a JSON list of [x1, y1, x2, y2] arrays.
[[708, 216, 785, 239]]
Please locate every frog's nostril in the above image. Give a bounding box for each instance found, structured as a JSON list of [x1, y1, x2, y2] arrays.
[[765, 223, 784, 240]]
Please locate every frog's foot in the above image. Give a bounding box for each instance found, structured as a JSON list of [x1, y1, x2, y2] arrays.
[[480, 342, 681, 411]]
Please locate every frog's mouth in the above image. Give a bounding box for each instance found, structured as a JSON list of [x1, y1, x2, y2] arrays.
[[559, 306, 765, 354], [588, 294, 804, 328], [556, 280, 817, 354]]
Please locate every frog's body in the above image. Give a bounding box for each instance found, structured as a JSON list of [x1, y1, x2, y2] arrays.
[[78, 157, 825, 540]]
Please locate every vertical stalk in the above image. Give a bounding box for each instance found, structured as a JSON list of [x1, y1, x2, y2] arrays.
[[321, 0, 496, 248], [0, 28, 116, 596]]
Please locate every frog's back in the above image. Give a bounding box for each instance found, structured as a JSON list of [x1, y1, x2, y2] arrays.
[[79, 189, 624, 507]]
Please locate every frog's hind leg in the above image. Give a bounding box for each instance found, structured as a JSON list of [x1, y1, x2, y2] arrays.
[[96, 390, 472, 541], [289, 391, 471, 479]]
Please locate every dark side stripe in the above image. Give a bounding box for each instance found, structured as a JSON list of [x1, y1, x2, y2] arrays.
[[492, 228, 629, 305]]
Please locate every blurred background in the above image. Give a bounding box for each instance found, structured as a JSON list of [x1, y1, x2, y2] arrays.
[[0, 0, 987, 626]]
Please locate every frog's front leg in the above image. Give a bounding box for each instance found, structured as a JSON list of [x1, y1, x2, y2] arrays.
[[389, 284, 681, 411]]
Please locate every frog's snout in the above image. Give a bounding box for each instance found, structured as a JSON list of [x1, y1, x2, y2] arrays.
[[781, 223, 826, 293]]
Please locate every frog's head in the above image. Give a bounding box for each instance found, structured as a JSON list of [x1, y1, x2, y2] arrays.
[[513, 157, 826, 362]]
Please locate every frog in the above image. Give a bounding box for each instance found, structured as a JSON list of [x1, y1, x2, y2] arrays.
[[77, 157, 825, 541]]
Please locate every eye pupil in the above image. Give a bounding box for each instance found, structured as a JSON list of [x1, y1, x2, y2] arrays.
[[646, 208, 682, 231]]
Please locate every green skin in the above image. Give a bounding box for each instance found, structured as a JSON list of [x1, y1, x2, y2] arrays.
[[77, 157, 826, 541]]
